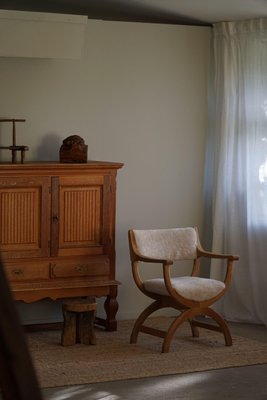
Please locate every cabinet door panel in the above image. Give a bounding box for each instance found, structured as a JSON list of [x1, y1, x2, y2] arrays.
[[54, 175, 112, 257], [62, 185, 102, 244], [0, 177, 50, 258]]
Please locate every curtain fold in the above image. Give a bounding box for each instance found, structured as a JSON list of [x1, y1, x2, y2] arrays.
[[205, 18, 267, 325]]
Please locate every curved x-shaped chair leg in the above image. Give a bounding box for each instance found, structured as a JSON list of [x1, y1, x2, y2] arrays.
[[130, 300, 164, 344], [162, 307, 232, 353], [162, 309, 196, 353], [204, 307, 232, 346]]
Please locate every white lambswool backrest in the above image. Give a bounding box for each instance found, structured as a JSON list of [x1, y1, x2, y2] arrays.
[[133, 228, 198, 261]]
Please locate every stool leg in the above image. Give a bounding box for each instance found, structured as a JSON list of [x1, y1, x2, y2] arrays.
[[76, 313, 81, 344], [79, 310, 96, 345], [61, 310, 77, 346]]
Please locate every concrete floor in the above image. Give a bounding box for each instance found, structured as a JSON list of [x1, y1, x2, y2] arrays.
[[42, 321, 267, 400]]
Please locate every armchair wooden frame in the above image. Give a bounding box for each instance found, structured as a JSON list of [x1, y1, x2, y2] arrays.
[[128, 227, 239, 353]]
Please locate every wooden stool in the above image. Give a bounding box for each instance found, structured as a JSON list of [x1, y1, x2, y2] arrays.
[[61, 297, 97, 346]]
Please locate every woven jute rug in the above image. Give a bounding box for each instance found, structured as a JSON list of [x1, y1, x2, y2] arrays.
[[27, 317, 267, 388]]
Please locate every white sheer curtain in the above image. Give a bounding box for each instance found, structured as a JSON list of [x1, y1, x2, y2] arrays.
[[205, 19, 267, 325]]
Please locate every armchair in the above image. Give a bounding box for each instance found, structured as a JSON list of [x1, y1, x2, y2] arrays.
[[128, 227, 239, 353]]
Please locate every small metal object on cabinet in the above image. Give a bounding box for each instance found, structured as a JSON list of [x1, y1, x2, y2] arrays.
[[0, 119, 29, 163]]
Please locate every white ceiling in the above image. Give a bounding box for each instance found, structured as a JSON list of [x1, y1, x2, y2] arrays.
[[131, 0, 267, 23], [1, 0, 267, 25]]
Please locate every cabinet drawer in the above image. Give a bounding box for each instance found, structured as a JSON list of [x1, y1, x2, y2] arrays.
[[51, 256, 110, 278], [4, 261, 50, 281]]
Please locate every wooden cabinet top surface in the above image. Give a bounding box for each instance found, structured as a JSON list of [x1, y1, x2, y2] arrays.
[[0, 161, 123, 169], [0, 161, 124, 175]]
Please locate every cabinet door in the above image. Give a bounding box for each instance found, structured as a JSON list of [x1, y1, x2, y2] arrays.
[[0, 176, 51, 258], [51, 174, 113, 257]]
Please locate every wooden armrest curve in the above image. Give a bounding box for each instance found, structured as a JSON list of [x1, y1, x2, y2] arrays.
[[197, 248, 239, 261]]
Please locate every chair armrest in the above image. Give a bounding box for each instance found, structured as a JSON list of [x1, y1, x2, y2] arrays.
[[131, 257, 173, 297], [135, 254, 173, 264], [162, 263, 198, 307], [197, 247, 239, 288], [197, 248, 239, 261]]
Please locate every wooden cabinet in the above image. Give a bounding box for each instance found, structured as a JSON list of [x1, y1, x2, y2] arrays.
[[0, 161, 123, 330]]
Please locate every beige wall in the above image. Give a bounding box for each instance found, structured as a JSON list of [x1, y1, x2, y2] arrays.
[[0, 19, 210, 323]]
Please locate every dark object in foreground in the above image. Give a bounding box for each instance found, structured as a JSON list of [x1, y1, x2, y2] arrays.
[[0, 256, 43, 399]]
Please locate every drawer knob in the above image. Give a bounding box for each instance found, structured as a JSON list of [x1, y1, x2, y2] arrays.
[[12, 268, 23, 275], [75, 265, 89, 273], [52, 214, 59, 222]]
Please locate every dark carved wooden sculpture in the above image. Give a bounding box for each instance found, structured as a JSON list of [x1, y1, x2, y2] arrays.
[[59, 135, 88, 163], [0, 257, 43, 400]]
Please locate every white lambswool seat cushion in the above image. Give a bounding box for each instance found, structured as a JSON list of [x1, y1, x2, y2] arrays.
[[144, 276, 225, 302]]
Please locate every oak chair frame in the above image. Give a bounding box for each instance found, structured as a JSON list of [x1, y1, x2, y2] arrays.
[[128, 227, 239, 353]]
